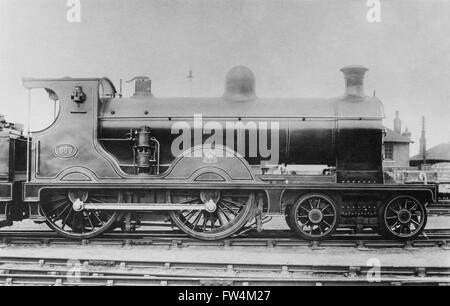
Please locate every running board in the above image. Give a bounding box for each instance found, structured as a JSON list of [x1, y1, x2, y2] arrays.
[[83, 203, 207, 211]]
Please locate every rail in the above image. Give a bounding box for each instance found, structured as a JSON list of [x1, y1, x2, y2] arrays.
[[0, 256, 448, 286]]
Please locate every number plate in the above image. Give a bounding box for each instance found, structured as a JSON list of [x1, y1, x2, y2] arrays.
[[54, 144, 78, 159]]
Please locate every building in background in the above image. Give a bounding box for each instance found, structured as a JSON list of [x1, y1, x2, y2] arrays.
[[408, 115, 450, 169], [386, 114, 450, 190], [410, 142, 450, 168], [382, 111, 413, 169]]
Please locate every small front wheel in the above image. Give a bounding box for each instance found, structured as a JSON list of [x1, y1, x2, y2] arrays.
[[288, 193, 339, 240], [379, 195, 427, 240]]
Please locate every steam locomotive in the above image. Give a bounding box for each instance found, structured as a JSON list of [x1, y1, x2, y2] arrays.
[[0, 65, 437, 240]]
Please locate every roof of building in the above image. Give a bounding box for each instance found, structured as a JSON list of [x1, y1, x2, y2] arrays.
[[410, 142, 450, 161], [383, 128, 413, 143]]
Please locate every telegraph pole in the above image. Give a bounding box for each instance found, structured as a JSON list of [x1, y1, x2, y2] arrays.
[[187, 69, 194, 97], [419, 116, 427, 168]]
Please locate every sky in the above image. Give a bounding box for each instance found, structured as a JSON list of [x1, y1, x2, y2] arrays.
[[0, 0, 449, 156]]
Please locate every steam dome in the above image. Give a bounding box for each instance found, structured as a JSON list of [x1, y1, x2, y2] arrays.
[[224, 66, 256, 101]]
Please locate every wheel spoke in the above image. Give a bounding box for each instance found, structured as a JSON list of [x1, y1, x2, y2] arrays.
[[192, 211, 202, 229], [300, 205, 310, 213], [220, 201, 238, 216], [388, 207, 399, 214], [410, 219, 420, 226], [46, 200, 70, 214], [202, 213, 209, 231], [61, 209, 72, 229], [181, 210, 196, 224], [53, 203, 71, 222], [91, 211, 105, 225], [217, 205, 231, 222], [404, 224, 411, 234], [391, 221, 400, 230], [322, 220, 331, 228], [216, 212, 224, 226], [218, 206, 231, 222], [190, 211, 202, 223], [47, 197, 68, 203], [72, 213, 81, 233], [317, 224, 323, 234], [222, 198, 244, 208], [210, 214, 216, 230], [83, 211, 94, 230], [320, 203, 329, 212]]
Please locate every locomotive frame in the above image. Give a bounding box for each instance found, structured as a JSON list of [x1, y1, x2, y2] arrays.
[[0, 66, 438, 241]]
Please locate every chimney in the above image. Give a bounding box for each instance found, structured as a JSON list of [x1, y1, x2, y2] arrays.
[[394, 111, 402, 133], [340, 65, 368, 97], [402, 127, 411, 138]]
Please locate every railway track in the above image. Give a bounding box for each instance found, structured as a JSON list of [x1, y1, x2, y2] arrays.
[[1, 224, 448, 286], [0, 228, 449, 249], [0, 255, 448, 286]]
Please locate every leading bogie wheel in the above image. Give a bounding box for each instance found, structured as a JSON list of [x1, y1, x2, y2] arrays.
[[379, 195, 427, 240], [288, 193, 339, 240], [170, 190, 255, 240], [40, 189, 119, 239]]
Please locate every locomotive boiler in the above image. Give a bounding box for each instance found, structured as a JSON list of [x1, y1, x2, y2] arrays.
[[0, 65, 437, 241], [98, 66, 383, 184]]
